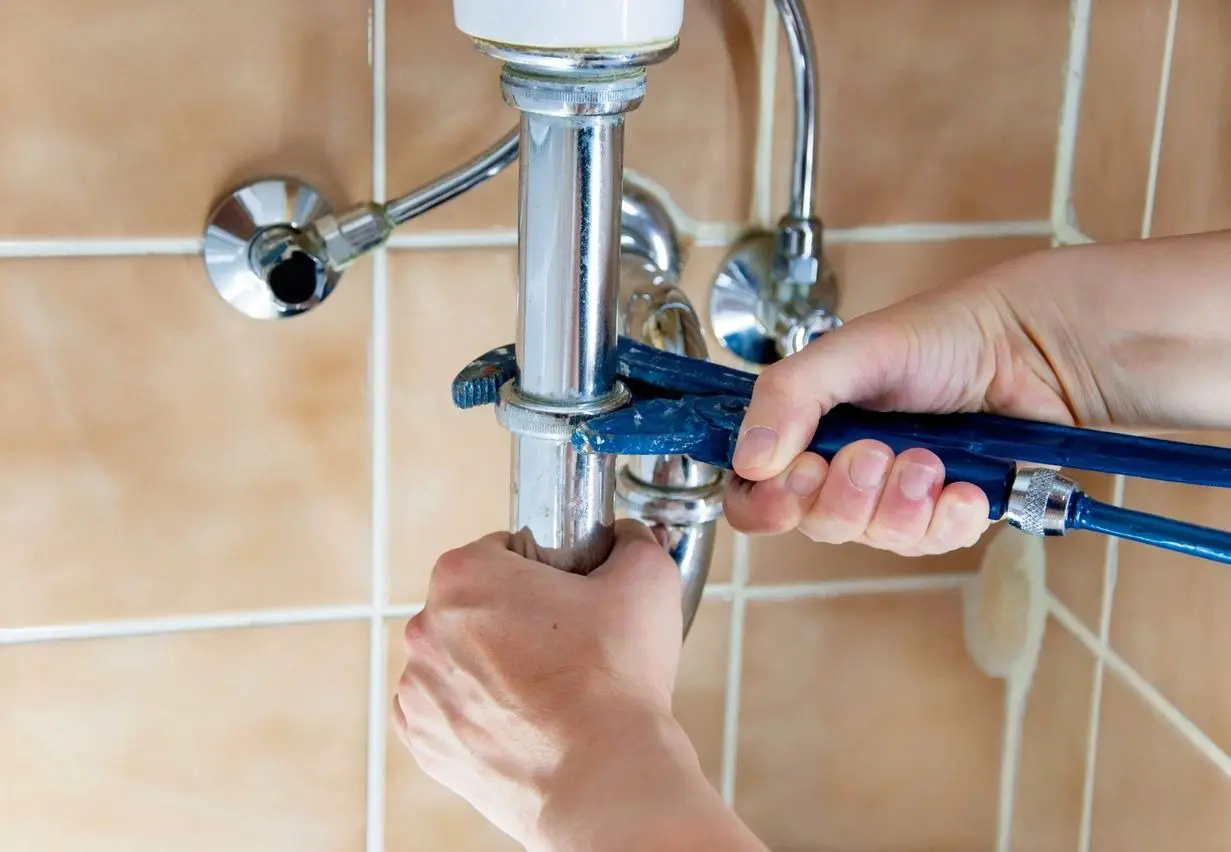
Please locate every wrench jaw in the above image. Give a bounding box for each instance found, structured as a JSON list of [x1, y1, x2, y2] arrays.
[[571, 397, 740, 470], [451, 344, 520, 409]]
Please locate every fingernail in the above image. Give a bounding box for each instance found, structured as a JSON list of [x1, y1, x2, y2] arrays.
[[899, 462, 941, 501], [733, 426, 778, 471], [786, 457, 825, 497], [848, 449, 891, 491]]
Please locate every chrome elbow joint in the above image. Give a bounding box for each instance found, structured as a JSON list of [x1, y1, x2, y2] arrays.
[[614, 228, 727, 636]]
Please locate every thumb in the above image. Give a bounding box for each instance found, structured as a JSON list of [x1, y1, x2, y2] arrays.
[[590, 519, 678, 588], [731, 314, 916, 482]]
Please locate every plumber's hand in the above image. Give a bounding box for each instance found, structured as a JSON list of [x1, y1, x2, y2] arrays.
[[725, 251, 1085, 556], [392, 520, 714, 852]]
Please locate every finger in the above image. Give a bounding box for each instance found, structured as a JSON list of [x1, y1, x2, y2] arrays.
[[916, 482, 991, 554], [724, 453, 829, 534], [863, 449, 945, 549], [797, 440, 893, 544], [612, 517, 659, 546], [732, 323, 911, 481], [591, 518, 678, 586]]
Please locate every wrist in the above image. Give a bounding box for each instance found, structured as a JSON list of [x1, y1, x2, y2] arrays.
[[534, 707, 733, 852]]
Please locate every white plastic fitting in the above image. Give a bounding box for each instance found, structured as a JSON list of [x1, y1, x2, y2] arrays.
[[452, 0, 684, 50]]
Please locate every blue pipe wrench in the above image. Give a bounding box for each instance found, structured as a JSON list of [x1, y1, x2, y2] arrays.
[[452, 338, 1231, 566]]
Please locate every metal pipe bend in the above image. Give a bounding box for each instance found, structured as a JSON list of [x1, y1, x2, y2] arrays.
[[615, 199, 727, 636]]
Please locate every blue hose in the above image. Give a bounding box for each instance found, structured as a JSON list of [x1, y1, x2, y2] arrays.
[[1068, 492, 1231, 566]]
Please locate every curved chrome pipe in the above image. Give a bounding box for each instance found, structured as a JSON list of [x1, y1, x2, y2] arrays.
[[614, 245, 725, 636], [230, 1, 818, 296], [775, 0, 819, 222]]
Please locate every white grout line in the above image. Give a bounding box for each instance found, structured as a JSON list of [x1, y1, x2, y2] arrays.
[[1052, 220, 1094, 246], [827, 220, 1052, 244], [1049, 0, 1094, 235], [386, 229, 518, 250], [0, 576, 984, 647], [719, 532, 752, 805], [750, 0, 781, 228], [691, 221, 749, 248], [740, 571, 970, 602], [0, 220, 1062, 263], [383, 603, 426, 620], [0, 238, 204, 258], [1050, 595, 1231, 780], [1075, 474, 1125, 852], [0, 605, 375, 646], [365, 2, 390, 849], [1140, 0, 1180, 240], [996, 683, 1029, 852]]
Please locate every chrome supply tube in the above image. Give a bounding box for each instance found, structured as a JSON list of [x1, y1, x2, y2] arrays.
[[227, 0, 819, 295]]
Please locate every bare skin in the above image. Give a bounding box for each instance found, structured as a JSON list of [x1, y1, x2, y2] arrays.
[[395, 231, 1231, 851], [727, 230, 1231, 554]]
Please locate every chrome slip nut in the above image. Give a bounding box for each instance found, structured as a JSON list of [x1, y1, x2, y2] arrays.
[[495, 381, 632, 442]]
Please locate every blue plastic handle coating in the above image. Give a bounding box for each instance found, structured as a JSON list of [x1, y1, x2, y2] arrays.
[[1069, 493, 1231, 566]]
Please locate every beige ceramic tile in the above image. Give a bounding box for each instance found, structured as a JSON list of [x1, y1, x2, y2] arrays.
[[1151, 0, 1231, 236], [674, 600, 732, 788], [386, 0, 762, 233], [0, 622, 369, 851], [627, 0, 763, 223], [1112, 430, 1231, 755], [736, 591, 1003, 849], [385, 3, 518, 234], [746, 236, 1050, 583], [1011, 621, 1096, 851], [1070, 0, 1172, 242], [773, 0, 1069, 227], [0, 257, 371, 627], [1089, 675, 1231, 851], [388, 249, 516, 603], [0, 0, 372, 238], [384, 604, 728, 847]]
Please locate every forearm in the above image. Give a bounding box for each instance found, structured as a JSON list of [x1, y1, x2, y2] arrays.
[[536, 712, 768, 852], [995, 229, 1231, 430]]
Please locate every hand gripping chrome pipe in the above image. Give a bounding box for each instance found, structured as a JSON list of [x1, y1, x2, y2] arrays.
[[493, 58, 652, 575]]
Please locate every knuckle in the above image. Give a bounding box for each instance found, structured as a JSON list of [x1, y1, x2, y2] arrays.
[[755, 360, 806, 401], [799, 515, 860, 545], [402, 614, 427, 649], [429, 547, 478, 596], [897, 446, 945, 471]]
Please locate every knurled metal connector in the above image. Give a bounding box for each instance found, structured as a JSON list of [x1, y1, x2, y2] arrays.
[[1005, 467, 1077, 537], [495, 381, 632, 442]]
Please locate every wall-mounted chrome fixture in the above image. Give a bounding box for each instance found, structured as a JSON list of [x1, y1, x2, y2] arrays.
[[200, 0, 828, 634], [203, 132, 518, 319], [709, 0, 842, 366]]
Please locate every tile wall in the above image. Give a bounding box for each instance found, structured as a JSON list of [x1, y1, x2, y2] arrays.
[[0, 0, 1228, 850]]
